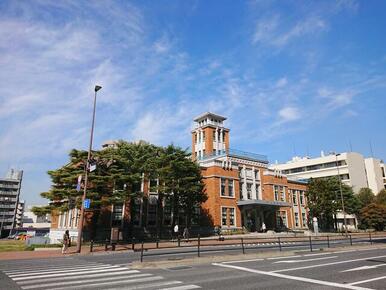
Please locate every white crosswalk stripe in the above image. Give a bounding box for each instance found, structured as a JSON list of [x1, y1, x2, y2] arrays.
[[1, 261, 201, 290]]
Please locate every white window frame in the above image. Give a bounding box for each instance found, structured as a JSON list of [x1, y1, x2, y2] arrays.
[[220, 206, 237, 227], [228, 179, 234, 198], [294, 212, 299, 227], [220, 178, 226, 197], [274, 185, 279, 201]]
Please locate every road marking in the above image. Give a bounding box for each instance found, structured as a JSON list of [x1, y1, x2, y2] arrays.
[[272, 254, 386, 273], [267, 255, 302, 260], [335, 250, 357, 254], [20, 273, 153, 289], [222, 258, 264, 264], [160, 285, 201, 290], [16, 270, 140, 285], [342, 264, 386, 272], [303, 252, 332, 257], [273, 256, 338, 264], [212, 263, 371, 290], [46, 276, 165, 290], [8, 265, 119, 277], [349, 276, 386, 286], [3, 263, 102, 274], [13, 267, 131, 281], [108, 281, 183, 290]]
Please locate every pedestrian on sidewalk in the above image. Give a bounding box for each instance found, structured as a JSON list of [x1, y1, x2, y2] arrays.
[[183, 227, 189, 242], [62, 230, 70, 254], [173, 224, 179, 241], [261, 222, 266, 233]]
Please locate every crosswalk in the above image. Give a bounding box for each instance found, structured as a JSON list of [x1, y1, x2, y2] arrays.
[[1, 261, 201, 290]]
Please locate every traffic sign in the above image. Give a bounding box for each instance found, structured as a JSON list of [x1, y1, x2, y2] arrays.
[[84, 199, 90, 209]]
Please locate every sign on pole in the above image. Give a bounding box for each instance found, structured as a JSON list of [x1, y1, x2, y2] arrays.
[[76, 175, 82, 192], [84, 199, 90, 209]]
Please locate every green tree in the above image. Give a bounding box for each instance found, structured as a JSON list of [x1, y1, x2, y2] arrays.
[[306, 177, 360, 231], [155, 145, 207, 236], [376, 189, 386, 205], [359, 203, 386, 231], [35, 141, 206, 239], [357, 188, 375, 208]]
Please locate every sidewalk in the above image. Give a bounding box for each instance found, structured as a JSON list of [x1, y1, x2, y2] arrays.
[[0, 246, 90, 261]]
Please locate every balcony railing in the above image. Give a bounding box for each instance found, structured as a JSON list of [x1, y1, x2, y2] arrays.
[[197, 148, 268, 163]]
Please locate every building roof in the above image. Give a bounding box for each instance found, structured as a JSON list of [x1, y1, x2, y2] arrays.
[[193, 112, 227, 122]]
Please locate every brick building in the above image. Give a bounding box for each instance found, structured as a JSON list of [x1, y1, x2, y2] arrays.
[[49, 112, 308, 243], [192, 112, 308, 232]]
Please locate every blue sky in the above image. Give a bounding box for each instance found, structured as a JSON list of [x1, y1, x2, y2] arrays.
[[1, 0, 385, 205]]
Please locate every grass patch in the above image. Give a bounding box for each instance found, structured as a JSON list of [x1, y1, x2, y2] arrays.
[[0, 240, 62, 252], [0, 240, 26, 252]]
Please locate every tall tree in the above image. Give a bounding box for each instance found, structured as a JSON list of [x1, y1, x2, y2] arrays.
[[359, 203, 386, 231], [357, 188, 375, 208], [376, 189, 386, 205], [35, 141, 206, 239], [306, 177, 360, 231]]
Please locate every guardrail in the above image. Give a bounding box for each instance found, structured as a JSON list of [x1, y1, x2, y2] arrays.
[[135, 232, 386, 262]]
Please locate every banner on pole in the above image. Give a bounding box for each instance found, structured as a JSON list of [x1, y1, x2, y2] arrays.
[[76, 175, 82, 192]]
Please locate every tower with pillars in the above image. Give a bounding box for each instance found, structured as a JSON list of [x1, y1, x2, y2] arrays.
[[191, 112, 230, 160]]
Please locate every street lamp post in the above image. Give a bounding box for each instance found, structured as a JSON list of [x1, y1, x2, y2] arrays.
[[76, 85, 102, 253], [0, 197, 10, 238], [335, 153, 348, 237]]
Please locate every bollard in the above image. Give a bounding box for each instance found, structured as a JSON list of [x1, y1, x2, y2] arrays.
[[105, 238, 109, 251], [156, 238, 159, 249], [278, 237, 282, 252], [349, 235, 352, 246], [178, 237, 181, 247], [140, 241, 144, 262], [132, 237, 135, 251], [369, 232, 373, 245], [241, 238, 245, 254], [90, 240, 94, 253], [327, 235, 330, 248], [197, 234, 201, 257], [309, 236, 313, 252], [112, 242, 116, 251]]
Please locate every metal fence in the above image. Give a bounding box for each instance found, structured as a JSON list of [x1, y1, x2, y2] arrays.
[[136, 232, 386, 262]]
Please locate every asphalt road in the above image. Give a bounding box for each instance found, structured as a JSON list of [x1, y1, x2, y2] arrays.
[[1, 246, 386, 289]]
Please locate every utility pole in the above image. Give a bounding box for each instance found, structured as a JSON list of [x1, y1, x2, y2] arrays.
[[335, 153, 348, 237], [76, 85, 102, 253]]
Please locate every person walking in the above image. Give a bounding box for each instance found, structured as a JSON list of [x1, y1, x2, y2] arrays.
[[62, 230, 70, 254], [183, 227, 189, 242], [261, 222, 266, 233], [173, 224, 179, 241]]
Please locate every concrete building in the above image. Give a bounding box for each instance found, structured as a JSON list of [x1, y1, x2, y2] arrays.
[[22, 205, 51, 229], [271, 152, 385, 194], [364, 158, 386, 193], [0, 169, 23, 238], [381, 163, 386, 190], [192, 112, 308, 232], [15, 199, 25, 228]]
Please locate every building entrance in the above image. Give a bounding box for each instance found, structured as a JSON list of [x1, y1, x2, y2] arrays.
[[241, 206, 276, 232]]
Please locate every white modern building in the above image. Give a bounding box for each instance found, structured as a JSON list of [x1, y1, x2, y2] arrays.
[[271, 152, 385, 194], [365, 158, 386, 193], [0, 169, 23, 238], [22, 205, 51, 229]]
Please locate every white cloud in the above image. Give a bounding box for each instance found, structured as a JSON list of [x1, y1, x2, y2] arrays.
[[273, 17, 327, 46], [153, 35, 172, 53], [252, 15, 280, 44], [252, 15, 327, 47], [278, 106, 301, 122], [275, 77, 288, 88]]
